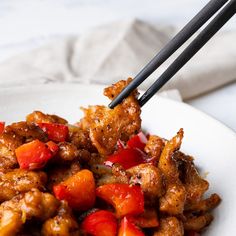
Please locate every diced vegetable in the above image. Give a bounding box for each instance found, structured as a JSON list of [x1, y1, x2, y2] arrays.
[[81, 210, 117, 236], [118, 217, 145, 236], [0, 122, 5, 134], [38, 123, 69, 142], [53, 169, 96, 211], [127, 132, 147, 150], [96, 184, 144, 217], [104, 148, 147, 170], [127, 209, 159, 228], [15, 139, 54, 170]]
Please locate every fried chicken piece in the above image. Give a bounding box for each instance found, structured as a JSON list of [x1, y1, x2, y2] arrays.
[[0, 208, 22, 236], [184, 193, 221, 212], [0, 131, 23, 152], [0, 128, 24, 169], [80, 79, 141, 155], [111, 164, 130, 184], [26, 111, 67, 124], [0, 189, 59, 236], [128, 163, 164, 205], [153, 217, 184, 236], [68, 125, 95, 151], [183, 213, 213, 231], [96, 164, 130, 186], [0, 142, 18, 169], [144, 135, 165, 164], [42, 201, 80, 236], [159, 183, 186, 215], [158, 129, 186, 215], [158, 129, 184, 181], [0, 129, 24, 170], [21, 189, 59, 221], [56, 142, 80, 163], [0, 169, 47, 202], [4, 122, 48, 143], [54, 142, 91, 165], [181, 157, 209, 206]]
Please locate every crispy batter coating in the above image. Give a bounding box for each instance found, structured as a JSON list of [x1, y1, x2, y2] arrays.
[[0, 131, 24, 151], [56, 142, 79, 163], [95, 164, 130, 186], [185, 193, 221, 212], [80, 79, 141, 155], [128, 164, 164, 205], [158, 129, 186, 215], [0, 189, 59, 236], [68, 125, 95, 151], [42, 201, 80, 236], [158, 129, 184, 182], [144, 135, 165, 164], [5, 122, 48, 143], [26, 111, 67, 124], [0, 142, 18, 169], [0, 169, 47, 202], [183, 213, 213, 231], [154, 217, 184, 236], [181, 155, 209, 206], [159, 183, 186, 215], [0, 208, 22, 236]]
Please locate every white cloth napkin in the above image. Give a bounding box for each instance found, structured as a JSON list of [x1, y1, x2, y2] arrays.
[[0, 19, 235, 100]]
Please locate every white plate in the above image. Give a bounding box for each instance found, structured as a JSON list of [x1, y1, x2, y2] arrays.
[[0, 83, 236, 235]]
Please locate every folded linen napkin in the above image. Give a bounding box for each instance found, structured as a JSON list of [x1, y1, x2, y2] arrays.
[[0, 19, 235, 100]]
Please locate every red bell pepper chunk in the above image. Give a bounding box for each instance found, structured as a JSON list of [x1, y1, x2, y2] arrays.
[[96, 184, 144, 217], [127, 209, 159, 228], [81, 210, 118, 236], [104, 148, 147, 170], [46, 141, 59, 155], [118, 217, 145, 236], [127, 132, 147, 150], [38, 123, 69, 142], [0, 122, 5, 134], [53, 169, 96, 211], [15, 139, 54, 170]]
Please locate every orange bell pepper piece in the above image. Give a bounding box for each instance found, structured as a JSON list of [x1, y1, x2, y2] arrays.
[[96, 184, 144, 217], [15, 139, 56, 170], [81, 210, 117, 236], [53, 169, 96, 211]]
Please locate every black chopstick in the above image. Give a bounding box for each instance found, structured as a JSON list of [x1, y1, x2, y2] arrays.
[[139, 0, 235, 106], [108, 0, 230, 109]]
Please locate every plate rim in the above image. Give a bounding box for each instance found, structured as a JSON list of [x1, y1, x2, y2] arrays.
[[1, 82, 235, 139]]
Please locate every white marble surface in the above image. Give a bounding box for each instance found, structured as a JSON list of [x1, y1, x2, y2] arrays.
[[0, 0, 235, 131]]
